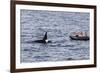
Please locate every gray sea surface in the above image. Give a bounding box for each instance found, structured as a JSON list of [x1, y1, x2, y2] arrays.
[[20, 9, 90, 63]]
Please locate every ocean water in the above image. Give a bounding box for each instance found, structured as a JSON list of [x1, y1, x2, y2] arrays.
[[20, 9, 90, 63]]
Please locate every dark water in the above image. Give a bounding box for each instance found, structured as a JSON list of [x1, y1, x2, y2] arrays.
[[20, 9, 90, 63]]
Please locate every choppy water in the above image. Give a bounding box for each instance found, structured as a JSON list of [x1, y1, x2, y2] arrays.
[[20, 9, 90, 63]]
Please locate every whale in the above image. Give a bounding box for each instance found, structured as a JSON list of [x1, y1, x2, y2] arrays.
[[34, 32, 51, 43]]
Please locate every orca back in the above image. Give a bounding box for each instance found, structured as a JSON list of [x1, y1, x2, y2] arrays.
[[28, 32, 51, 44]]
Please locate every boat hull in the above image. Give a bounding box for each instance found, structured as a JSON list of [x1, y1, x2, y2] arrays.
[[70, 36, 89, 40]]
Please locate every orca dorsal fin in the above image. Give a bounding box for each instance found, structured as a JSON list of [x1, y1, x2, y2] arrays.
[[43, 32, 47, 41]]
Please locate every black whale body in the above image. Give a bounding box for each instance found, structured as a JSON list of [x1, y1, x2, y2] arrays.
[[34, 40, 51, 43], [27, 32, 51, 44]]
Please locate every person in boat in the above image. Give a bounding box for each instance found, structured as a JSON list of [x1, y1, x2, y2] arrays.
[[73, 32, 81, 37], [79, 32, 88, 37], [70, 32, 89, 40], [72, 31, 89, 38], [79, 32, 83, 37], [73, 32, 86, 37], [75, 34, 79, 37], [85, 32, 87, 36]]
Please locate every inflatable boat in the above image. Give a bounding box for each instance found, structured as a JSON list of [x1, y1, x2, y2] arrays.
[[69, 32, 89, 40], [70, 35, 89, 40]]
